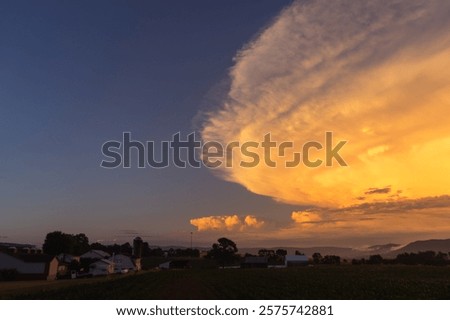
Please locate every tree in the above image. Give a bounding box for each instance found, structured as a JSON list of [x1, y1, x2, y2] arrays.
[[72, 233, 90, 255], [207, 237, 238, 267], [276, 249, 288, 257], [312, 252, 322, 264], [258, 249, 274, 257], [43, 231, 90, 255], [322, 255, 341, 265], [368, 254, 383, 265]]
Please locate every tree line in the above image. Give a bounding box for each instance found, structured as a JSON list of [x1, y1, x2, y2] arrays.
[[42, 231, 199, 257], [352, 251, 450, 266]]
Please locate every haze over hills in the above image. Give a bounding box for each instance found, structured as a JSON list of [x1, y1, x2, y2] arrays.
[[386, 239, 450, 258], [130, 238, 450, 259], [3, 238, 450, 259], [239, 238, 450, 259]]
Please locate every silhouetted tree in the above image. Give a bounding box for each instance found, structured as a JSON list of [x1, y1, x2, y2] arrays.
[[90, 242, 107, 251], [322, 255, 341, 265], [43, 231, 90, 255], [312, 252, 322, 264], [276, 249, 288, 257], [207, 237, 238, 267], [120, 242, 133, 255], [368, 254, 383, 265], [72, 233, 90, 255], [258, 249, 275, 257]]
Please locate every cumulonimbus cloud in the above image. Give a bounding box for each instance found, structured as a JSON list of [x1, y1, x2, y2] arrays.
[[190, 215, 264, 232], [201, 0, 450, 207]]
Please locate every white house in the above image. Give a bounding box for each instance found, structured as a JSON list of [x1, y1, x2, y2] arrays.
[[0, 252, 58, 280], [80, 250, 110, 260], [89, 259, 115, 276], [109, 254, 136, 273], [285, 255, 308, 267]]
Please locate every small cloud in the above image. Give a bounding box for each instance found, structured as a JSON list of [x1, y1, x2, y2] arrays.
[[365, 187, 392, 195], [291, 211, 322, 224], [190, 215, 265, 232], [244, 215, 265, 228]]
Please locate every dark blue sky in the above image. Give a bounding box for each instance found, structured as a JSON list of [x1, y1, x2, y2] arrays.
[[0, 0, 299, 246]]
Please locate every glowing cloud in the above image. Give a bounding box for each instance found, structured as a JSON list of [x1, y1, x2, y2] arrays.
[[291, 211, 322, 224], [190, 215, 265, 232], [201, 0, 450, 207]]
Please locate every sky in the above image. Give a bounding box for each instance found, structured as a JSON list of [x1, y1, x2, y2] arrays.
[[1, 0, 449, 249]]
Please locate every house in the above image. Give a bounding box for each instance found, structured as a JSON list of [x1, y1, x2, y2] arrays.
[[56, 254, 80, 278], [0, 251, 58, 280], [285, 255, 308, 267], [109, 254, 137, 273], [80, 250, 110, 260], [241, 256, 269, 268], [89, 259, 115, 276]]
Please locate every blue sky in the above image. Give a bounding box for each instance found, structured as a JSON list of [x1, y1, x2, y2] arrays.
[[2, 0, 449, 248], [0, 0, 298, 246]]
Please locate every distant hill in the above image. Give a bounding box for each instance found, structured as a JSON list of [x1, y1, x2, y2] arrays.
[[147, 238, 450, 259], [239, 246, 364, 259], [240, 238, 450, 259], [388, 239, 450, 257], [367, 243, 401, 251]]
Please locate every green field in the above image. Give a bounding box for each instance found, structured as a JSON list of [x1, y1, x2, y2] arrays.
[[1, 265, 450, 299]]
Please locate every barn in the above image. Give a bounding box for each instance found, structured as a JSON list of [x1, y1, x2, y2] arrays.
[[109, 254, 137, 273], [284, 255, 308, 267], [0, 251, 58, 280], [241, 256, 269, 268], [89, 259, 115, 276]]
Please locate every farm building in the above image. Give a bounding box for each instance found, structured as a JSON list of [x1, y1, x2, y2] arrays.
[[241, 256, 269, 268], [109, 254, 137, 273], [80, 250, 110, 260], [285, 255, 308, 267], [89, 259, 115, 276], [56, 253, 80, 278], [0, 251, 58, 280]]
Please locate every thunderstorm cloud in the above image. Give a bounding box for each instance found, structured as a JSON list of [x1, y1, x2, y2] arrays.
[[201, 0, 450, 208]]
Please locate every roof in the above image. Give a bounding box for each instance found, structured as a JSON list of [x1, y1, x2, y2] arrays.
[[109, 254, 135, 269], [90, 259, 114, 266], [285, 255, 308, 262], [15, 254, 56, 263], [81, 250, 110, 259], [0, 242, 36, 249]]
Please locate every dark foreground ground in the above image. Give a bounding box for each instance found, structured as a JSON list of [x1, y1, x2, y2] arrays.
[[1, 265, 450, 299]]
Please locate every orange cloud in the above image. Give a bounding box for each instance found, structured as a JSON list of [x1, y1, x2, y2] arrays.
[[291, 211, 322, 225], [201, 0, 450, 208], [190, 215, 265, 232]]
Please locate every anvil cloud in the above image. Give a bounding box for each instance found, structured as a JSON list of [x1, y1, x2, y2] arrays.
[[201, 0, 450, 208]]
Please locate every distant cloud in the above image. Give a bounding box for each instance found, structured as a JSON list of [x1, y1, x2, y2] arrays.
[[186, 196, 450, 246], [201, 0, 450, 207], [190, 215, 265, 232], [291, 211, 322, 224], [283, 195, 450, 237], [365, 187, 391, 195]]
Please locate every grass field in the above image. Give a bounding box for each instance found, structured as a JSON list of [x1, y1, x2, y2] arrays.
[[1, 265, 450, 299]]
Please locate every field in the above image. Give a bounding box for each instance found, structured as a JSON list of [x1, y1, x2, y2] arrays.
[[1, 265, 450, 299]]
